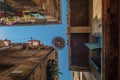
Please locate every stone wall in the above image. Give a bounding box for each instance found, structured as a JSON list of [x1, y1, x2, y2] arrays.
[[21, 49, 58, 80], [0, 40, 5, 47]]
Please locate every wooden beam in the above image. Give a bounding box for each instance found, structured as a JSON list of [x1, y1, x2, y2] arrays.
[[103, 0, 119, 80], [68, 27, 91, 33], [118, 0, 120, 80]]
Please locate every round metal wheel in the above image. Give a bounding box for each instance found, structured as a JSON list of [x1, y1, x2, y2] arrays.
[[52, 36, 65, 50]]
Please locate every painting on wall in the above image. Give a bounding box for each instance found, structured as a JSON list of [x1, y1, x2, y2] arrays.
[[0, 0, 61, 26]]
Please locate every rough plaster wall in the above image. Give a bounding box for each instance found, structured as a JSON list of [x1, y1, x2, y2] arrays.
[[83, 72, 96, 80], [93, 0, 102, 19], [92, 18, 102, 36], [84, 72, 96, 80], [0, 40, 5, 47], [72, 71, 80, 80], [91, 0, 102, 36]]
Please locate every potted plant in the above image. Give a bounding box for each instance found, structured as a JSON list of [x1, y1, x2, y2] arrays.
[[47, 59, 63, 80]]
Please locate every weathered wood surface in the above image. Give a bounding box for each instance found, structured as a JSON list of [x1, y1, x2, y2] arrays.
[[103, 0, 119, 80]]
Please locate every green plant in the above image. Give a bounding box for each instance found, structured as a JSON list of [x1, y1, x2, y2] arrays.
[[47, 59, 63, 80]]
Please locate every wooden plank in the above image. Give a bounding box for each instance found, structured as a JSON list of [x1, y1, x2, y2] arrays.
[[70, 66, 90, 71], [69, 27, 90, 33]]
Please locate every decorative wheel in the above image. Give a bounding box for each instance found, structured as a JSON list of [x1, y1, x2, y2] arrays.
[[52, 36, 65, 50]]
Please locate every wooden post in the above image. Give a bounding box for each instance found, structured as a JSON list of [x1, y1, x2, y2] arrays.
[[103, 0, 119, 80], [118, 0, 120, 80]]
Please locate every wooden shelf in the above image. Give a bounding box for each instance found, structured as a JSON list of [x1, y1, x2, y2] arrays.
[[85, 43, 101, 50], [68, 27, 90, 33], [89, 57, 99, 70]]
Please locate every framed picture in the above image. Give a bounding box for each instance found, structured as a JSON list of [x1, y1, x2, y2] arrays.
[[0, 0, 61, 26]]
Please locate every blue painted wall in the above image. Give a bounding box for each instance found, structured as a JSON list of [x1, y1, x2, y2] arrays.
[[0, 0, 72, 80]]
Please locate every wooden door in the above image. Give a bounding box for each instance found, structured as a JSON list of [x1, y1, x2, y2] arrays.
[[69, 33, 89, 71]]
